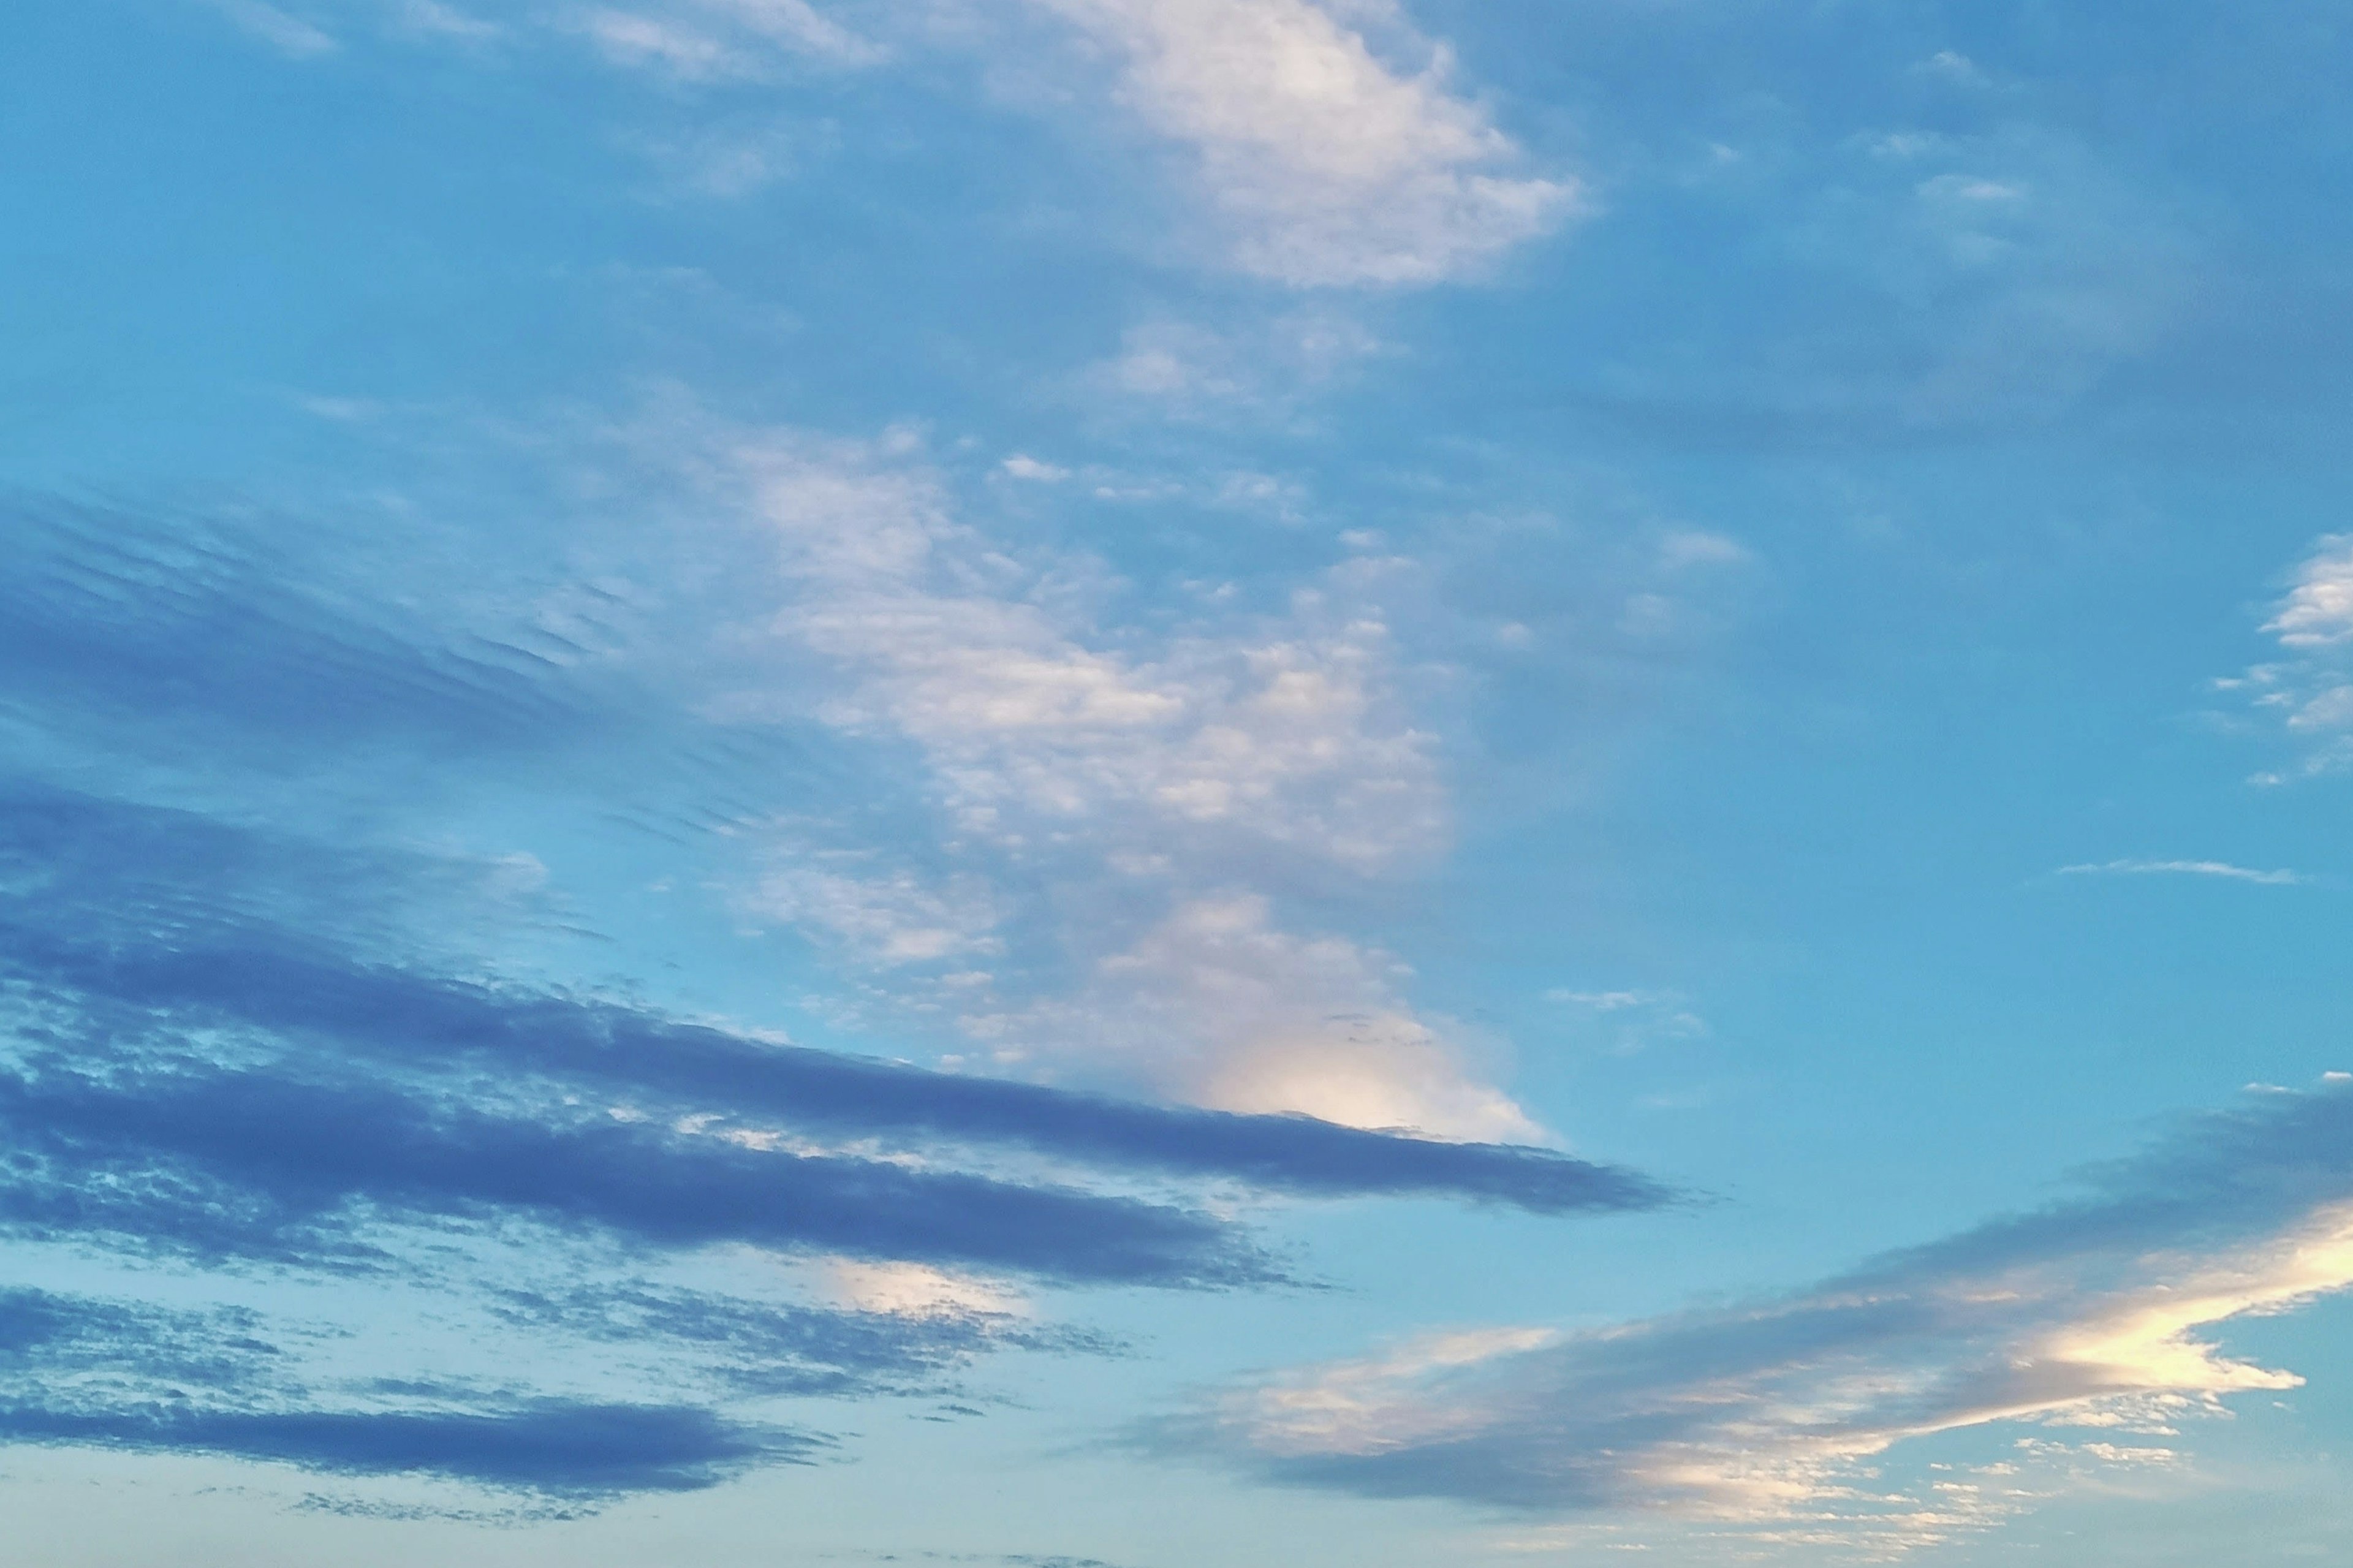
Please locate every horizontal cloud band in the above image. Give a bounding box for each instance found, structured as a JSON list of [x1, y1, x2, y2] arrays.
[[0, 827, 1668, 1219], [0, 1400, 805, 1496]]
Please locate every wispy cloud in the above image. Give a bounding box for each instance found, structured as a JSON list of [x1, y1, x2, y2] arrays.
[[2055, 858, 2304, 886], [1173, 1080, 2353, 1552], [573, 0, 882, 79], [200, 0, 338, 57]]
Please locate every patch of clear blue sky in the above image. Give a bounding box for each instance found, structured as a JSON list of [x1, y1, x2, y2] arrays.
[[4, 0, 2353, 1562]]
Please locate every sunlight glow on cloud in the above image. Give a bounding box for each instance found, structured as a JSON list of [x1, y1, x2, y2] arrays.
[[1183, 1081, 2353, 1551]]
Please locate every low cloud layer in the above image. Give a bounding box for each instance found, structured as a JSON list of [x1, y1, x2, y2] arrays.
[[1178, 1081, 2353, 1551]]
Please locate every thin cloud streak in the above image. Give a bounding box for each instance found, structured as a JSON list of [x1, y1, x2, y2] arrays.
[[2055, 858, 2304, 885]]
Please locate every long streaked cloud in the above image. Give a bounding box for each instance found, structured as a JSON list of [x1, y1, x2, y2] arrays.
[[1173, 1080, 2353, 1552], [0, 785, 1662, 1219], [2055, 858, 2303, 886], [0, 1282, 817, 1496]]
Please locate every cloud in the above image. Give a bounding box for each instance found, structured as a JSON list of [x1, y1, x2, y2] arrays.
[[672, 420, 1534, 1137], [0, 1399, 805, 1497], [1000, 454, 1072, 482], [0, 458, 1660, 1501], [201, 0, 338, 57], [2055, 858, 2303, 886], [0, 1283, 827, 1497], [0, 784, 1665, 1222], [0, 1050, 1273, 1286], [0, 771, 1660, 1497], [573, 0, 882, 79], [1174, 1080, 2353, 1550], [391, 0, 504, 42], [485, 1281, 1058, 1397], [2265, 535, 2353, 648], [2224, 535, 2353, 778], [1082, 311, 1384, 416], [0, 500, 605, 767], [977, 895, 1543, 1140], [1028, 0, 1574, 285], [750, 862, 1007, 964]]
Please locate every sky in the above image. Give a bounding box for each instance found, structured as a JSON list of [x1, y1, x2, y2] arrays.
[[5, 1, 2353, 1563]]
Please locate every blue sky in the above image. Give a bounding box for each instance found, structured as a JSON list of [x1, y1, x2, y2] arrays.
[[6, 1, 2353, 1562]]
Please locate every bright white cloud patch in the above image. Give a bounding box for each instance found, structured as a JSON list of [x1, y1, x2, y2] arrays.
[[813, 1259, 1027, 1318], [2226, 534, 2353, 779], [1033, 0, 1575, 285], [1186, 1081, 2353, 1552], [2265, 534, 2353, 648], [718, 426, 1445, 870]]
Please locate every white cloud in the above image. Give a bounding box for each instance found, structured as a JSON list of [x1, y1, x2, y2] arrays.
[[202, 0, 338, 56], [572, 0, 881, 80], [2226, 535, 2353, 778], [999, 453, 1072, 482], [1085, 310, 1383, 417], [1654, 529, 1751, 571], [751, 862, 1004, 964], [2056, 858, 2303, 887], [719, 426, 1445, 871], [1031, 0, 1576, 285], [580, 7, 741, 77], [391, 0, 502, 42], [648, 415, 1525, 1140], [2265, 534, 2353, 648], [812, 1259, 1026, 1317], [1191, 1082, 2353, 1551], [975, 894, 1540, 1141]]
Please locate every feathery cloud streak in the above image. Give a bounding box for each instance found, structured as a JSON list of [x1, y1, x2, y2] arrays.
[[2056, 858, 2303, 886]]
